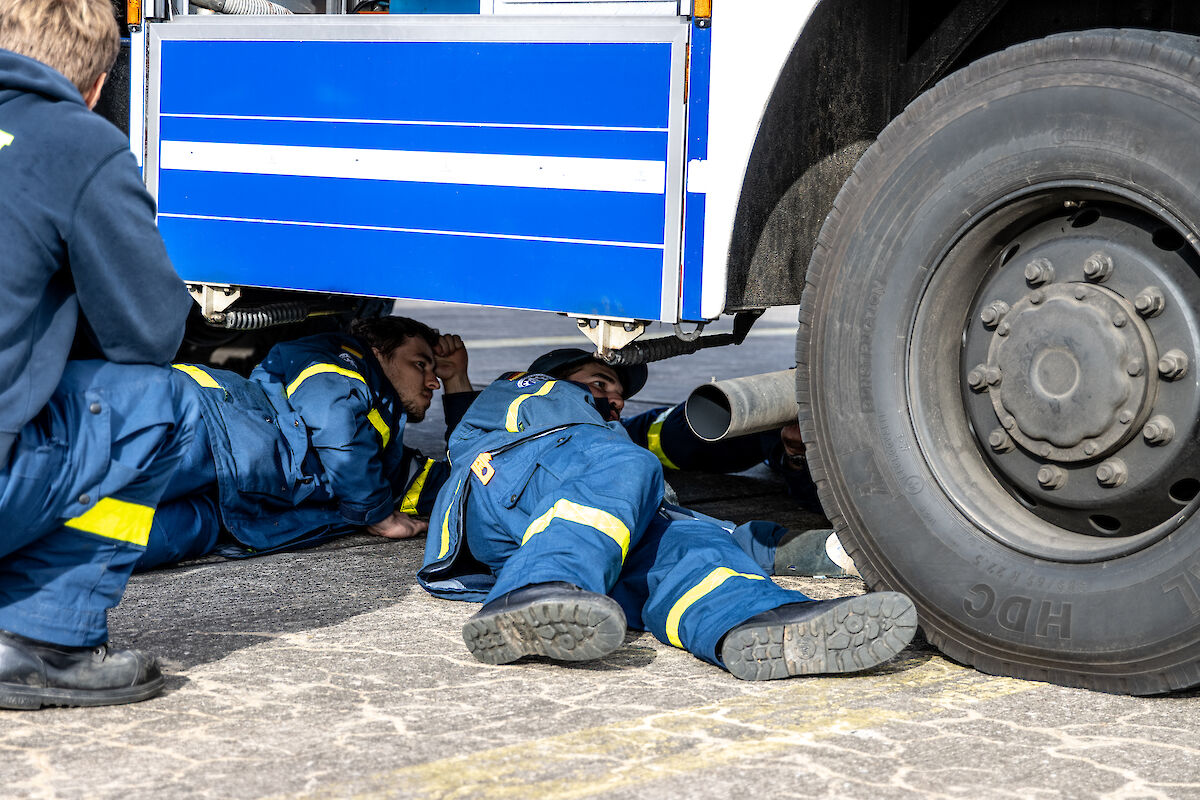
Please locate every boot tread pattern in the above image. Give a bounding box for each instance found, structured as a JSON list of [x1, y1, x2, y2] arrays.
[[722, 593, 917, 681], [463, 595, 626, 665]]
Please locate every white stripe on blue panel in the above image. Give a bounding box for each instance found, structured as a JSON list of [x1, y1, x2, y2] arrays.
[[155, 213, 666, 251], [160, 113, 669, 134], [160, 141, 666, 195]]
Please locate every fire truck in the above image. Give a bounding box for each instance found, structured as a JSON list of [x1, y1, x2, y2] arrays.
[[105, 0, 1200, 695]]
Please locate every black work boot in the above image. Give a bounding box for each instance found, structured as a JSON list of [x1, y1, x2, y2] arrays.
[[462, 581, 627, 665], [773, 529, 859, 578], [0, 630, 164, 710], [719, 592, 917, 681]]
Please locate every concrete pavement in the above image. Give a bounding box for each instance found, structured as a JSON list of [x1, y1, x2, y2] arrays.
[[5, 517, 1200, 799]]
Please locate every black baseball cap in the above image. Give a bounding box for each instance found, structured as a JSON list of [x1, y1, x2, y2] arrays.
[[526, 348, 647, 399]]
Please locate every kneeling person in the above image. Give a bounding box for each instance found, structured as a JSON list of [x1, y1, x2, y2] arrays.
[[419, 362, 916, 680]]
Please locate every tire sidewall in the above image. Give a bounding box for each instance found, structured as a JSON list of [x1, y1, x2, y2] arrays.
[[811, 32, 1200, 689]]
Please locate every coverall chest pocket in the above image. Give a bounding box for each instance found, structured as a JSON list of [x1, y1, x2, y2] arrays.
[[499, 434, 573, 512]]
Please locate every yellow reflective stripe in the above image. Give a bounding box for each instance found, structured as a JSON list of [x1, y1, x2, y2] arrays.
[[520, 499, 630, 560], [64, 497, 155, 547], [400, 458, 434, 515], [286, 363, 365, 398], [665, 567, 767, 648], [341, 345, 364, 359], [647, 407, 680, 470], [438, 479, 463, 559], [172, 364, 222, 389], [505, 380, 557, 432], [367, 408, 391, 449], [0, 129, 13, 150]]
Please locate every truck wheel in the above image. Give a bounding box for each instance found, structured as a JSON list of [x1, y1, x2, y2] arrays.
[[797, 29, 1200, 694]]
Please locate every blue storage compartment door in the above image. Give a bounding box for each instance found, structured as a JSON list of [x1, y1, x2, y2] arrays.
[[146, 16, 688, 322]]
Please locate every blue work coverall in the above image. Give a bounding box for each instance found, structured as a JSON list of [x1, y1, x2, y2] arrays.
[[0, 48, 193, 647], [419, 374, 811, 666], [0, 364, 202, 646], [138, 337, 447, 569]]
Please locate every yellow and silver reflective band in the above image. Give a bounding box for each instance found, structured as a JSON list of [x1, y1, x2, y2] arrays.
[[521, 499, 630, 560], [438, 478, 464, 559], [367, 408, 391, 448], [647, 407, 680, 470], [665, 567, 767, 648], [505, 380, 557, 432], [172, 363, 222, 389], [341, 344, 364, 359], [64, 497, 155, 547], [286, 363, 365, 398], [400, 458, 435, 515]]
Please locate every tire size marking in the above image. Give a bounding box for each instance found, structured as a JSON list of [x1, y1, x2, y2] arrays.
[[1162, 563, 1200, 616], [877, 413, 921, 496], [963, 583, 1073, 640], [972, 556, 1088, 594]]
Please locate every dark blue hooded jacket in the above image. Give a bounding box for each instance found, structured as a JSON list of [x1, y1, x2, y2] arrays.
[[0, 48, 190, 462]]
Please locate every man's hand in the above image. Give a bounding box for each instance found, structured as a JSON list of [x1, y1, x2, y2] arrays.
[[433, 333, 471, 394], [367, 511, 429, 540]]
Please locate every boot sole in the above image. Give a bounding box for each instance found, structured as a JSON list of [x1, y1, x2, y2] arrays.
[[462, 593, 626, 665], [720, 592, 917, 681], [0, 674, 165, 710]]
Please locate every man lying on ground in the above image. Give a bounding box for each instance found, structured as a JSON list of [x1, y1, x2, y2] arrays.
[[135, 316, 466, 570], [418, 359, 916, 681]]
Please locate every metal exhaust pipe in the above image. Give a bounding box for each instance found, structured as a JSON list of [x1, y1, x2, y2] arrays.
[[684, 369, 797, 442]]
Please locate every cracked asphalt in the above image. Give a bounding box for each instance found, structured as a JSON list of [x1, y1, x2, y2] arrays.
[[3, 304, 1200, 798]]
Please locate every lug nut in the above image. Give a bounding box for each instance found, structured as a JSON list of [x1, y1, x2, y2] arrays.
[[1143, 415, 1176, 446], [1134, 286, 1165, 318], [1096, 458, 1128, 488], [967, 366, 988, 392], [984, 366, 1002, 386], [997, 322, 1011, 337], [1159, 349, 1189, 380], [1025, 258, 1055, 286], [1126, 359, 1145, 377], [1037, 465, 1068, 490], [1119, 409, 1134, 425], [1083, 442, 1098, 456], [1083, 253, 1114, 282], [1030, 290, 1045, 305], [1113, 313, 1127, 328], [988, 429, 1014, 453], [980, 300, 1011, 328]]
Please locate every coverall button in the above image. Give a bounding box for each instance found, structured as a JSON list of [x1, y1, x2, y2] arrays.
[[88, 402, 101, 414], [510, 495, 518, 503], [264, 416, 272, 423], [78, 494, 90, 505]]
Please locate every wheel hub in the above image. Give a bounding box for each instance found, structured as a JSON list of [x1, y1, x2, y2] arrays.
[[959, 202, 1200, 539], [984, 283, 1156, 462]]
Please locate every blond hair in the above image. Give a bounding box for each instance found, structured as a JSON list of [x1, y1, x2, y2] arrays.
[[0, 0, 119, 95]]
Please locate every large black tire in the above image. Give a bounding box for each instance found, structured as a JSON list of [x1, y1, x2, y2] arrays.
[[798, 29, 1200, 694]]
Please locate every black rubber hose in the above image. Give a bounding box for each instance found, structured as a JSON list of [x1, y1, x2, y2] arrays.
[[603, 310, 765, 366]]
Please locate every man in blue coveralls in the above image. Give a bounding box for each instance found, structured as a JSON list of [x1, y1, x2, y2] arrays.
[[542, 348, 856, 578], [136, 316, 469, 570], [419, 357, 918, 681], [436, 348, 856, 579], [0, 0, 197, 708]]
